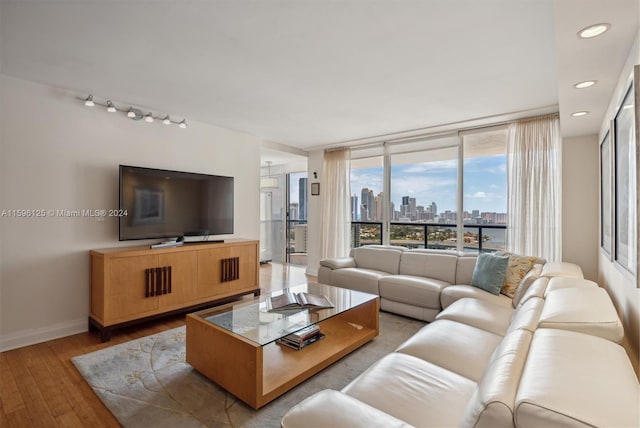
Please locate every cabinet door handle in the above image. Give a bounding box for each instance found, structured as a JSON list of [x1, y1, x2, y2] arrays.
[[155, 268, 161, 296], [168, 266, 172, 294], [145, 269, 151, 297]]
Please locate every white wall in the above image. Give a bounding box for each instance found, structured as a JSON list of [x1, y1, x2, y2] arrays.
[[562, 135, 599, 281], [0, 75, 261, 351], [597, 33, 640, 375]]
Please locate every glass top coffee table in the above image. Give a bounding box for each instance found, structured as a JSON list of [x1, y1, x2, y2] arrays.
[[186, 282, 379, 409]]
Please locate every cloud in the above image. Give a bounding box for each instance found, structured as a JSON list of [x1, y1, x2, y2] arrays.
[[401, 159, 458, 174]]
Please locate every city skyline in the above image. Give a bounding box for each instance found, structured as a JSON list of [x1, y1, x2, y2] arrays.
[[350, 155, 507, 217]]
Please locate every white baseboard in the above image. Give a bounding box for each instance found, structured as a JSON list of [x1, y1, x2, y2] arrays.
[[0, 318, 87, 352]]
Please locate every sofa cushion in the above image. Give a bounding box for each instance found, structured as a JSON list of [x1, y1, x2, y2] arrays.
[[515, 277, 549, 309], [379, 275, 448, 309], [544, 276, 598, 296], [435, 298, 514, 336], [441, 285, 513, 310], [455, 255, 477, 285], [281, 390, 413, 428], [506, 296, 544, 334], [511, 263, 543, 307], [342, 353, 476, 428], [501, 254, 536, 298], [330, 268, 388, 295], [395, 319, 503, 382], [471, 253, 509, 295], [462, 329, 533, 428], [399, 251, 458, 284], [515, 329, 640, 428], [540, 261, 583, 278], [539, 287, 624, 343], [353, 246, 403, 274], [319, 257, 356, 270]]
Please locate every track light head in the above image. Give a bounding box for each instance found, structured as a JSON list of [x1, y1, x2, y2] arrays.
[[106, 100, 116, 113], [163, 115, 171, 125], [178, 119, 187, 129], [144, 112, 154, 123], [127, 108, 136, 118], [84, 94, 95, 107]]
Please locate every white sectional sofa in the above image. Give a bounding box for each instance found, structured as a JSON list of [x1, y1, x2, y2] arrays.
[[282, 246, 639, 427], [318, 245, 545, 320], [282, 275, 640, 427]]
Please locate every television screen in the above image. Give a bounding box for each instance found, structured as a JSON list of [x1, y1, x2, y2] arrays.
[[119, 165, 234, 241]]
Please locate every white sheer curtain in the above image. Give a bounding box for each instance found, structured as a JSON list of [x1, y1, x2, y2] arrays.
[[507, 114, 561, 261], [320, 148, 352, 259]]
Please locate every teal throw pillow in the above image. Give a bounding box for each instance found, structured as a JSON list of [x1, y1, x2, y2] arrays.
[[471, 253, 509, 295]]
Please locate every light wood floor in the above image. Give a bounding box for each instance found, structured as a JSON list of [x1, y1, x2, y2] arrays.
[[0, 263, 314, 428]]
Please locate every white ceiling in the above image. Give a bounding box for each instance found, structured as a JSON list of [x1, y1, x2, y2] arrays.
[[1, 0, 638, 161]]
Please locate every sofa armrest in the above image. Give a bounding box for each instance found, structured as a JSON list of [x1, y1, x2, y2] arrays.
[[319, 257, 356, 270], [281, 389, 413, 428]]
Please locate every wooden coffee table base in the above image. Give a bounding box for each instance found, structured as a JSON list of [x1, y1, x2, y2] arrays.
[[186, 297, 379, 409]]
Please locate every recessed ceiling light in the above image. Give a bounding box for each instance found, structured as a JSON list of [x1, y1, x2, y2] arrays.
[[571, 111, 589, 117], [574, 80, 597, 89], [577, 23, 610, 39]]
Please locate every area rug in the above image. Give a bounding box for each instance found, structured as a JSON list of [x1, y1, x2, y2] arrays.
[[72, 312, 425, 428]]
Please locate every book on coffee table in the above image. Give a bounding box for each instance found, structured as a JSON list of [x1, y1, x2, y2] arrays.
[[276, 325, 325, 350], [268, 291, 334, 312]]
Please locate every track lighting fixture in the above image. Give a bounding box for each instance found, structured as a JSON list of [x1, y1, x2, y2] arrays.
[[81, 94, 187, 128]]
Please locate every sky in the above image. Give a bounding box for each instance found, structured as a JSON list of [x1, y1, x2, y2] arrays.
[[350, 155, 507, 214]]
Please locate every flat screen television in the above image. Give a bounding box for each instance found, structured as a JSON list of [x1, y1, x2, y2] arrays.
[[119, 165, 234, 241]]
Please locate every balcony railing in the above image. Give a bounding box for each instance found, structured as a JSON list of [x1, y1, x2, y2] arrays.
[[351, 221, 507, 253]]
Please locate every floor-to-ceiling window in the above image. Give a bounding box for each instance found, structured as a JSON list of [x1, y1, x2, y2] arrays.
[[462, 128, 508, 252], [390, 143, 459, 249], [350, 156, 384, 247], [348, 128, 507, 253]]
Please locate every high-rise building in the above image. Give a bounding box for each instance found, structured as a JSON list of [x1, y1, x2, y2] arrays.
[[351, 195, 359, 220], [409, 197, 417, 220], [298, 177, 307, 221], [361, 188, 374, 221], [374, 192, 384, 222], [430, 201, 438, 217]]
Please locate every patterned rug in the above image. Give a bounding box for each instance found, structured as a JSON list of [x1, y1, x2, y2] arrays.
[[72, 312, 425, 428]]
